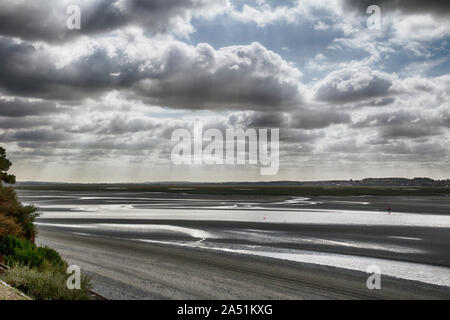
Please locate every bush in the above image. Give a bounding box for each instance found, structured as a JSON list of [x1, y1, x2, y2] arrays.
[[0, 235, 93, 300], [38, 246, 67, 270], [0, 187, 39, 241], [0, 148, 91, 299], [1, 265, 92, 300], [0, 215, 24, 238], [0, 235, 67, 270]]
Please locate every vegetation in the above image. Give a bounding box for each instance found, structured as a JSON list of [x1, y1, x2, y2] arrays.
[[0, 234, 92, 300], [0, 147, 92, 300], [0, 187, 39, 241], [0, 235, 65, 270], [0, 147, 15, 185], [0, 215, 23, 238], [1, 265, 92, 300], [0, 147, 39, 241]]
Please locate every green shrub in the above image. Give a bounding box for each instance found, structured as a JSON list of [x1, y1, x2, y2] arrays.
[[1, 265, 92, 300], [0, 235, 93, 300], [0, 235, 68, 270], [38, 246, 67, 269], [0, 234, 26, 256]]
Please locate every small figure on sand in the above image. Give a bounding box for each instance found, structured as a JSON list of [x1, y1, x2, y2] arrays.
[[387, 206, 391, 215]]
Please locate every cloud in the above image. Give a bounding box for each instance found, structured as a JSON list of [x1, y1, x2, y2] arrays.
[[95, 116, 158, 135], [229, 0, 343, 27], [123, 41, 304, 111], [353, 110, 444, 139], [0, 98, 59, 117], [341, 0, 450, 17], [230, 3, 302, 27], [279, 129, 324, 144], [0, 129, 71, 142], [0, 37, 121, 100], [0, 117, 51, 129], [341, 0, 450, 41], [0, 37, 303, 111], [314, 67, 394, 104], [391, 13, 450, 41], [0, 0, 230, 42], [289, 109, 351, 129], [355, 97, 396, 108], [380, 125, 441, 139], [369, 139, 449, 159], [232, 108, 351, 130], [0, 0, 449, 181], [242, 112, 289, 128]]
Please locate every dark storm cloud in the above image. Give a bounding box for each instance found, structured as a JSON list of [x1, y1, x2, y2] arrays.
[[0, 1, 69, 43], [0, 0, 227, 43], [0, 117, 51, 129], [0, 37, 302, 111], [0, 37, 136, 100], [380, 125, 441, 139], [137, 75, 300, 111], [342, 0, 450, 16], [0, 98, 59, 117], [0, 129, 70, 142]]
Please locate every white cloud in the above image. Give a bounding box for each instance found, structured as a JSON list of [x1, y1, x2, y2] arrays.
[[392, 14, 450, 41]]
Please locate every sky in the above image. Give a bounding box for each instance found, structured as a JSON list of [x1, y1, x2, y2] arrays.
[[0, 0, 449, 182]]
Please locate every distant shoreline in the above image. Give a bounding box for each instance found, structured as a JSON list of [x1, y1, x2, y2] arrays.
[[14, 182, 450, 197], [14, 177, 450, 188]]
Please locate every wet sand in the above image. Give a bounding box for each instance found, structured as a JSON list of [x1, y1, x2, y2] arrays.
[[36, 229, 450, 300]]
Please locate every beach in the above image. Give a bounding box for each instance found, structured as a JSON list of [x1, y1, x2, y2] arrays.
[[17, 188, 450, 299]]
